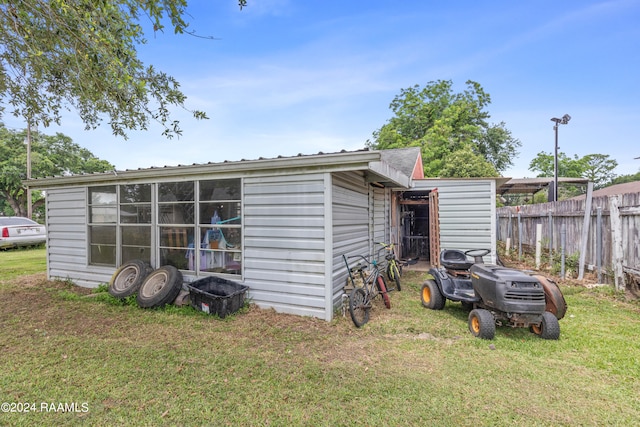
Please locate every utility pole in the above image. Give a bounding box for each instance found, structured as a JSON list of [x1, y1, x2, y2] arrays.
[[26, 120, 32, 219]]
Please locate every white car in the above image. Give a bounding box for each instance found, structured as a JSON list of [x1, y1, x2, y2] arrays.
[[0, 216, 47, 249]]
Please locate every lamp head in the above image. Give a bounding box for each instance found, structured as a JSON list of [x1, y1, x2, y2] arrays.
[[551, 114, 571, 125]]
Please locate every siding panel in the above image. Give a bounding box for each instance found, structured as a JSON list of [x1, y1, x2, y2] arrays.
[[45, 187, 114, 287], [331, 172, 371, 311], [412, 179, 497, 262], [243, 173, 328, 318]]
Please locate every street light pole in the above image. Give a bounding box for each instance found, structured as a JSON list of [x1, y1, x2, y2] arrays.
[[550, 114, 571, 202]]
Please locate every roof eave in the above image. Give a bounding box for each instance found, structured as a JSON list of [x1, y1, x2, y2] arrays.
[[25, 150, 385, 189]]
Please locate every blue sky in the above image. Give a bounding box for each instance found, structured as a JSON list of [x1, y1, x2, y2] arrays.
[[6, 0, 640, 178]]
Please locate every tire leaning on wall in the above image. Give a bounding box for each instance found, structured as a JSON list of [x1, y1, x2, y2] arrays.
[[108, 260, 153, 298], [136, 265, 183, 309]]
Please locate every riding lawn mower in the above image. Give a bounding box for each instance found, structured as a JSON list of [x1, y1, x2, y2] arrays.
[[421, 249, 567, 340]]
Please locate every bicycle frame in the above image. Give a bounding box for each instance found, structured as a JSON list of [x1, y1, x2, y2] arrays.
[[376, 241, 402, 292], [343, 254, 391, 327], [343, 254, 378, 299]]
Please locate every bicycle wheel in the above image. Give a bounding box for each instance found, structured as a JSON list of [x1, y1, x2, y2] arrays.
[[376, 276, 391, 309], [349, 288, 370, 327], [387, 263, 402, 291]]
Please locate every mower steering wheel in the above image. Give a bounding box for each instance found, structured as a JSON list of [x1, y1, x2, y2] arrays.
[[464, 249, 490, 264]]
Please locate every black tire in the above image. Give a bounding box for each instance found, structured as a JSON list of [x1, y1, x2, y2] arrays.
[[421, 279, 445, 310], [108, 260, 152, 298], [387, 263, 402, 291], [468, 309, 495, 340], [531, 311, 561, 340], [137, 266, 183, 308], [349, 288, 370, 328]]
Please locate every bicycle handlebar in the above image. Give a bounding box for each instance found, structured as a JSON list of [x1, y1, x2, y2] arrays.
[[346, 254, 379, 268]]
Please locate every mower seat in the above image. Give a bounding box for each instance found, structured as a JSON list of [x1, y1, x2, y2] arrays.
[[440, 250, 474, 271]]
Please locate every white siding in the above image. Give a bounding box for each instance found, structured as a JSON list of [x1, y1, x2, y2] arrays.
[[371, 186, 389, 258], [243, 174, 329, 318], [331, 172, 371, 312], [412, 179, 497, 262], [46, 187, 113, 287]]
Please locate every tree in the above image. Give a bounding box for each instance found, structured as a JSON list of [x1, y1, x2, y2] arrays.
[[439, 145, 498, 178], [609, 170, 640, 186], [528, 152, 584, 179], [0, 1, 246, 139], [367, 80, 521, 177], [528, 151, 618, 189], [580, 154, 618, 189], [0, 124, 114, 217]]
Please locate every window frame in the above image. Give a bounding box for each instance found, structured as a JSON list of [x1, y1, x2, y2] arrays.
[[87, 178, 243, 278]]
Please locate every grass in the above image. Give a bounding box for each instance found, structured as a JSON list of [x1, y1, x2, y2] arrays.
[[0, 246, 46, 281], [1, 248, 639, 426]]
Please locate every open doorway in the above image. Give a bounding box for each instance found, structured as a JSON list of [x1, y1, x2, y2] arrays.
[[398, 190, 431, 262]]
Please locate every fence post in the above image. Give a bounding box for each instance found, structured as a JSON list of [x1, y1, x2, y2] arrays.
[[596, 206, 602, 283], [508, 210, 512, 247], [610, 195, 626, 290], [578, 182, 593, 280], [535, 223, 542, 268], [518, 210, 522, 261], [548, 210, 553, 260], [561, 223, 566, 279]]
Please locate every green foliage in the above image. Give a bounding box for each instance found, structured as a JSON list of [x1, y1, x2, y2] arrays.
[[608, 170, 640, 186], [0, 0, 249, 139], [528, 151, 584, 178], [551, 251, 580, 276], [368, 80, 520, 177], [0, 124, 114, 216], [94, 283, 109, 293], [581, 154, 618, 188], [529, 151, 619, 191], [439, 144, 498, 177]]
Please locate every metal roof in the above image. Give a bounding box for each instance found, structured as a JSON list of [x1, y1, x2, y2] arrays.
[[497, 177, 589, 196], [25, 148, 419, 190]]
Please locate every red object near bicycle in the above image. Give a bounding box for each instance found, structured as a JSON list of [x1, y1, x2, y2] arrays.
[[376, 276, 391, 309]]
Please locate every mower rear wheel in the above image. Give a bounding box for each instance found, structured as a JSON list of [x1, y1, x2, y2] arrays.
[[421, 279, 445, 310], [530, 311, 560, 340], [468, 309, 495, 340]]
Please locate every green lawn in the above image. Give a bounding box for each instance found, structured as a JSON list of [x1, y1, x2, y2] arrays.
[[1, 248, 639, 426]]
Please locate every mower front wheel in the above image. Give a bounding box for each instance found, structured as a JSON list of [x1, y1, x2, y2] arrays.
[[421, 279, 445, 310], [468, 309, 495, 340], [530, 311, 560, 340]]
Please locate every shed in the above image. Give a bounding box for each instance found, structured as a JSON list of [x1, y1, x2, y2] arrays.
[[27, 147, 498, 321], [393, 178, 504, 266]]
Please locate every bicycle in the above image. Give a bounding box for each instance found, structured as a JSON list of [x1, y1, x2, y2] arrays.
[[343, 254, 391, 327], [376, 241, 408, 292]]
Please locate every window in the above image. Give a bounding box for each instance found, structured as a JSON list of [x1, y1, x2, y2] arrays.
[[120, 184, 152, 265], [197, 179, 242, 275], [88, 178, 242, 276], [88, 186, 117, 266], [158, 181, 195, 270]]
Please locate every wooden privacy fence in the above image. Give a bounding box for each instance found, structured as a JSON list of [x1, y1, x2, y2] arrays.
[[496, 192, 640, 290]]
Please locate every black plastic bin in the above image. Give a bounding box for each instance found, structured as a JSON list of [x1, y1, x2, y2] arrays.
[[186, 276, 249, 318]]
